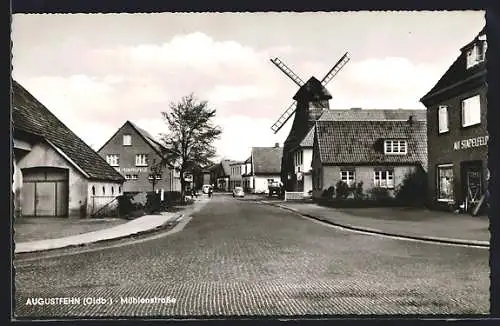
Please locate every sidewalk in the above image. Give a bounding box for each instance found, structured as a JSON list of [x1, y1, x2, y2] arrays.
[[263, 201, 489, 247], [15, 197, 211, 254]]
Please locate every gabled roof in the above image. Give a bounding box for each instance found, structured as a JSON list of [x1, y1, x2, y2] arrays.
[[128, 121, 167, 156], [299, 127, 315, 148], [12, 80, 125, 182], [314, 120, 427, 169], [251, 146, 283, 174], [318, 109, 427, 121], [220, 159, 235, 176], [420, 26, 486, 103]]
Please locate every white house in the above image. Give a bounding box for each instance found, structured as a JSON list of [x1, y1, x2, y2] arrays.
[[13, 80, 125, 218], [244, 143, 282, 194]]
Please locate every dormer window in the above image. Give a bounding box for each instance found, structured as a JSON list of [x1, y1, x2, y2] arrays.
[[466, 36, 487, 69], [384, 140, 407, 155]]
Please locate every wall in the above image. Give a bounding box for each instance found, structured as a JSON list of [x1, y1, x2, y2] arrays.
[[426, 83, 487, 209], [202, 173, 210, 185], [17, 141, 88, 217], [315, 165, 417, 199], [98, 122, 174, 193], [254, 175, 281, 194], [87, 180, 123, 215]]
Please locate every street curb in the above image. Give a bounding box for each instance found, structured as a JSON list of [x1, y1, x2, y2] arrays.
[[261, 202, 490, 248], [14, 213, 184, 255]]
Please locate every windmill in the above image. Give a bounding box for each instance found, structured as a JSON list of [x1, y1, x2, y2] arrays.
[[269, 52, 350, 190]]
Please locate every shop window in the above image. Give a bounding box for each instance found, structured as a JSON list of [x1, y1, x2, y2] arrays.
[[438, 106, 449, 133], [461, 95, 481, 127], [374, 170, 394, 189], [437, 164, 454, 202], [341, 170, 355, 187]]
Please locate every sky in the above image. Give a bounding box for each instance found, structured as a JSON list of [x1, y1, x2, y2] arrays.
[[12, 11, 485, 162]]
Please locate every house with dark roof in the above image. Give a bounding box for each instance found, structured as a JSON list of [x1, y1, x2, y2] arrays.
[[311, 119, 427, 199], [97, 121, 181, 193], [12, 80, 125, 218], [244, 143, 283, 194], [229, 160, 244, 190], [241, 156, 253, 193], [287, 107, 427, 197], [420, 26, 487, 213]]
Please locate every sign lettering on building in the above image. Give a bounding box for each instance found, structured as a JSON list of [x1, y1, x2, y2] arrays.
[[115, 167, 149, 173], [453, 135, 489, 151]]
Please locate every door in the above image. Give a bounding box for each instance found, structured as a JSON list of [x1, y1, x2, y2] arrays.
[[21, 167, 69, 217], [462, 161, 483, 212]]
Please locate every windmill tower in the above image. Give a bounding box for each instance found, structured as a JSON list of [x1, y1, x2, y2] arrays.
[[270, 52, 350, 190]]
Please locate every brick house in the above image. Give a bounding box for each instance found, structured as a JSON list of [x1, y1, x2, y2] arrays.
[[420, 26, 487, 212], [244, 143, 283, 194], [12, 80, 125, 218], [311, 118, 427, 199], [97, 121, 181, 193]]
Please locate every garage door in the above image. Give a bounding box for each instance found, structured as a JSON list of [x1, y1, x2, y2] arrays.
[[21, 167, 69, 217]]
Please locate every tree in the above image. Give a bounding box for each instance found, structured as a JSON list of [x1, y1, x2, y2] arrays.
[[159, 94, 222, 203], [148, 158, 164, 192]]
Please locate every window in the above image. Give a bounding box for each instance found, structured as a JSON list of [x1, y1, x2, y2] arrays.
[[437, 164, 454, 202], [125, 174, 131, 180], [123, 134, 132, 146], [438, 106, 449, 133], [106, 154, 119, 167], [148, 175, 154, 180], [118, 186, 121, 194], [111, 187, 114, 195], [466, 39, 487, 69], [461, 95, 481, 127], [374, 170, 394, 189], [92, 186, 95, 196], [135, 154, 148, 166], [131, 175, 138, 180], [102, 186, 106, 195], [340, 170, 355, 187], [294, 151, 303, 166], [384, 140, 407, 155]]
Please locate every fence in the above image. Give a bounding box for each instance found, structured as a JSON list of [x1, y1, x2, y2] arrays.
[[90, 195, 119, 217], [284, 191, 305, 201]]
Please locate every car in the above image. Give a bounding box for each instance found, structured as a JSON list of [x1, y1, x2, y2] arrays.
[[202, 185, 211, 194], [232, 187, 245, 198]]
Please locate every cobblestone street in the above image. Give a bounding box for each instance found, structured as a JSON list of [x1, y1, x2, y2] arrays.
[[14, 194, 489, 317]]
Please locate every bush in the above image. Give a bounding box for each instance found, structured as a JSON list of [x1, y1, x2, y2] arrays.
[[335, 181, 350, 199], [395, 167, 428, 206], [165, 191, 181, 205], [368, 187, 391, 200], [118, 194, 136, 217], [353, 181, 364, 200], [321, 186, 335, 199], [146, 192, 162, 214]]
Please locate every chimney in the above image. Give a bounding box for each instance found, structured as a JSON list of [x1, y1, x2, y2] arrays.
[[350, 107, 362, 111], [274, 142, 280, 148], [407, 115, 414, 125]]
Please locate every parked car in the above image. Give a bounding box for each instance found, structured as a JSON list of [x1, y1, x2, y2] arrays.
[[202, 184, 211, 194], [232, 187, 245, 198]]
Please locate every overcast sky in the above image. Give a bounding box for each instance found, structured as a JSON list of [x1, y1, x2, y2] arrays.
[[12, 11, 485, 162]]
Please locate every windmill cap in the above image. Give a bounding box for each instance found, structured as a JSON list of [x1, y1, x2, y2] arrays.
[[293, 76, 332, 101]]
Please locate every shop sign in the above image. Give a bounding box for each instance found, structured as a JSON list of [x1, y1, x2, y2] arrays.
[[115, 167, 149, 173], [453, 135, 489, 151]]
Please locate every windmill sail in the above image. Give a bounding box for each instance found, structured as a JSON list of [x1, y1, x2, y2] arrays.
[[270, 58, 305, 87], [321, 52, 350, 86], [271, 101, 297, 133]]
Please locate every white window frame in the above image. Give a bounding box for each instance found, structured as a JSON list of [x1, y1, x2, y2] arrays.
[[135, 154, 148, 166], [461, 95, 481, 127], [123, 134, 132, 146], [373, 170, 394, 189], [437, 164, 454, 202], [106, 154, 120, 167], [340, 170, 355, 187], [384, 140, 407, 155], [466, 40, 487, 69], [156, 174, 162, 180], [438, 105, 449, 133], [131, 174, 138, 180]]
